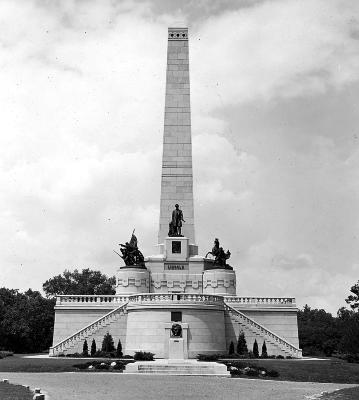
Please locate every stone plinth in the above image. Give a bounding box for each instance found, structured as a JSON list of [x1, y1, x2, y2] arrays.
[[203, 269, 236, 296], [116, 267, 150, 295]]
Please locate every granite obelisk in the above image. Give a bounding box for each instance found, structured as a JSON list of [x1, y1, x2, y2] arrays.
[[158, 27, 196, 246]]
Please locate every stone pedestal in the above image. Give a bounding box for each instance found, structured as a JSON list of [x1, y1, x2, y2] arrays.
[[203, 268, 236, 296], [116, 267, 150, 295]]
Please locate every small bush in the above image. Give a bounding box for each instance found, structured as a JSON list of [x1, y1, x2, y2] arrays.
[[82, 339, 89, 357], [97, 363, 110, 370], [65, 352, 82, 358], [261, 341, 268, 358], [267, 369, 280, 377], [57, 353, 65, 357], [93, 350, 116, 358], [116, 339, 123, 358], [276, 355, 284, 359], [253, 340, 259, 358], [229, 341, 235, 355], [197, 354, 220, 361], [134, 351, 154, 361], [344, 354, 359, 363], [122, 354, 134, 359], [91, 339, 96, 357], [0, 351, 14, 359], [101, 333, 115, 353], [236, 332, 248, 356], [286, 356, 293, 359]]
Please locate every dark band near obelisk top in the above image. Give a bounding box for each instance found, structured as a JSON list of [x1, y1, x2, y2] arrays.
[[158, 27, 195, 246]]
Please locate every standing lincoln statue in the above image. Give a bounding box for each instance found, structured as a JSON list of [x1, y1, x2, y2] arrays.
[[169, 204, 185, 236]]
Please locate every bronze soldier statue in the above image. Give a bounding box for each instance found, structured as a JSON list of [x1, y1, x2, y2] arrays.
[[168, 204, 185, 236], [114, 229, 145, 268]]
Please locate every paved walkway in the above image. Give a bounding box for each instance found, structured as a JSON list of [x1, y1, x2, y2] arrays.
[[1, 372, 358, 400]]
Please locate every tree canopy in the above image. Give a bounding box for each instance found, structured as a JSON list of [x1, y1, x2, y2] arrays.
[[345, 280, 359, 311], [42, 268, 116, 297], [0, 288, 55, 353]]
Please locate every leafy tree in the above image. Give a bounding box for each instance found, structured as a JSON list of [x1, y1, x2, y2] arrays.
[[101, 332, 115, 353], [43, 268, 116, 297], [345, 280, 359, 311], [338, 313, 359, 355], [298, 304, 341, 356], [91, 339, 97, 356], [116, 339, 123, 358], [236, 331, 248, 355], [253, 339, 259, 358], [261, 340, 268, 358], [82, 339, 89, 356], [0, 288, 55, 353], [228, 341, 234, 355]]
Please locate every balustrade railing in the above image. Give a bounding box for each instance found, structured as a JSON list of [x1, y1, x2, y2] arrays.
[[128, 293, 224, 305], [223, 296, 296, 306], [56, 295, 129, 305], [224, 303, 302, 358]]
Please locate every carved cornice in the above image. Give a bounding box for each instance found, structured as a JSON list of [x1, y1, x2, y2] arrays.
[[168, 27, 188, 41]]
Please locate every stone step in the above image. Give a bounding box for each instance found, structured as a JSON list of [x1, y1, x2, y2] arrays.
[[125, 360, 230, 376]]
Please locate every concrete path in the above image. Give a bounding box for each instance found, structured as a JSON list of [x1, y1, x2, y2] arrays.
[[1, 373, 358, 400]]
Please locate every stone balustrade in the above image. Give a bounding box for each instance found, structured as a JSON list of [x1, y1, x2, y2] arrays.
[[128, 293, 224, 305], [224, 303, 302, 358], [223, 296, 296, 306], [56, 295, 129, 305]]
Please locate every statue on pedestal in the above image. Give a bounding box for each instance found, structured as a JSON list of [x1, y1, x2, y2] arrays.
[[205, 238, 231, 268], [114, 230, 146, 268], [168, 204, 185, 237]]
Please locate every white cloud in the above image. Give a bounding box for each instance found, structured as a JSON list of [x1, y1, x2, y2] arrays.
[[0, 0, 358, 315]]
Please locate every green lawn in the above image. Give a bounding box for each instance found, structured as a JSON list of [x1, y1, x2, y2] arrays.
[[320, 386, 359, 399], [1, 355, 359, 384], [224, 358, 359, 384], [0, 355, 119, 372], [0, 381, 33, 400]]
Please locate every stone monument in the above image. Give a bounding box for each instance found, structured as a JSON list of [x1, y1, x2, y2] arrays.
[[49, 28, 302, 368]]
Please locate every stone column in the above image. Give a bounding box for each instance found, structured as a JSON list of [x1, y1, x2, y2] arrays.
[[158, 27, 196, 246]]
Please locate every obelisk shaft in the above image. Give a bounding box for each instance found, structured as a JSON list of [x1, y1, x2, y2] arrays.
[[158, 28, 195, 245]]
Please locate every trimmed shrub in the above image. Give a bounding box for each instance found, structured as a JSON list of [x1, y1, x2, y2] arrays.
[[236, 332, 248, 356], [276, 355, 284, 359], [261, 341, 268, 358], [91, 339, 96, 356], [101, 332, 115, 353], [0, 351, 13, 359], [197, 354, 220, 361], [134, 351, 154, 361], [267, 369, 280, 377], [65, 352, 82, 357], [253, 340, 259, 358], [116, 339, 123, 358], [82, 339, 89, 357], [229, 341, 235, 355]]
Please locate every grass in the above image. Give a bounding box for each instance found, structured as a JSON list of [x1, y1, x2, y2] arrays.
[[223, 358, 359, 384], [0, 354, 127, 373], [1, 355, 359, 384], [0, 381, 33, 400], [320, 387, 359, 399]]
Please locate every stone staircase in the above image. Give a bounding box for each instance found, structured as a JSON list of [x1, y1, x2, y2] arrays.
[[124, 360, 230, 375], [49, 302, 128, 356], [224, 303, 302, 358]]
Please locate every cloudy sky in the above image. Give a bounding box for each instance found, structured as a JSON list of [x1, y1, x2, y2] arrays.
[[1, 0, 358, 314]]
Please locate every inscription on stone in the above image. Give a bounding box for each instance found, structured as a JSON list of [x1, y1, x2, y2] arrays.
[[164, 263, 189, 271]]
